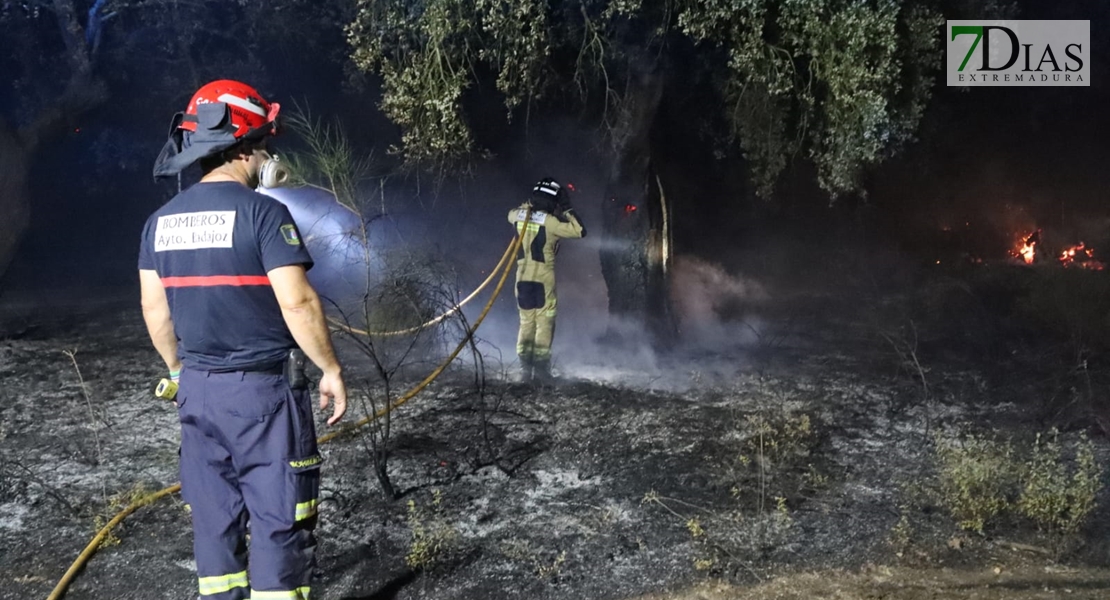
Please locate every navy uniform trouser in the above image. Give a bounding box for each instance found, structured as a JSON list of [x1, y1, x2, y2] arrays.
[[177, 368, 321, 600]]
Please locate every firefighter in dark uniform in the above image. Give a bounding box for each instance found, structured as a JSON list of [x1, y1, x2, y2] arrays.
[[138, 80, 347, 600], [508, 178, 586, 382]]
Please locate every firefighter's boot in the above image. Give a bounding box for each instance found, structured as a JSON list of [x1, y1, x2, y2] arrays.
[[532, 358, 553, 385], [517, 355, 534, 384]]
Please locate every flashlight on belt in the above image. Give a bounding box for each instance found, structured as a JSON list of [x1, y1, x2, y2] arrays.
[[154, 378, 178, 400], [155, 368, 180, 401]]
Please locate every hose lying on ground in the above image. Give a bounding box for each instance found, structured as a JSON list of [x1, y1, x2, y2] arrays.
[[47, 222, 525, 600]]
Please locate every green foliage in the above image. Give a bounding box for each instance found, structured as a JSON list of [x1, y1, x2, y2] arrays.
[[934, 430, 1017, 534], [933, 428, 1105, 537], [889, 511, 913, 555], [93, 514, 122, 549], [732, 410, 822, 508], [283, 105, 378, 214], [108, 482, 155, 510], [740, 411, 815, 475], [499, 538, 569, 579], [347, 0, 943, 199], [405, 489, 459, 570], [347, 0, 550, 170], [1017, 429, 1103, 536], [678, 0, 942, 198]]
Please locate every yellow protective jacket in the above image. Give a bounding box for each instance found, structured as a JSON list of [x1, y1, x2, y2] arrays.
[[507, 203, 586, 285]]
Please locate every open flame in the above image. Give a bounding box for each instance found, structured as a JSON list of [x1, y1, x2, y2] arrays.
[[1012, 229, 1040, 264], [1007, 229, 1104, 270], [1059, 242, 1105, 270]]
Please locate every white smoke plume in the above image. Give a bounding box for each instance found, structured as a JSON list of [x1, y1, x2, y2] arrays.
[[669, 255, 770, 348]]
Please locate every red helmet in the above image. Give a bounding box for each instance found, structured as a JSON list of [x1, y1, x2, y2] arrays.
[[179, 79, 281, 140], [154, 79, 281, 178]]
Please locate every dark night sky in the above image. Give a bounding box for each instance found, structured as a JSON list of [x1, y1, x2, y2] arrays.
[[2, 0, 1109, 298]]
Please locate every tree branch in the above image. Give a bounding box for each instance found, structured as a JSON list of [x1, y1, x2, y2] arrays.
[[51, 0, 93, 77]]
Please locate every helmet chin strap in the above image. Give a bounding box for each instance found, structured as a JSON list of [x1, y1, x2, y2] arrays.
[[258, 154, 290, 189]]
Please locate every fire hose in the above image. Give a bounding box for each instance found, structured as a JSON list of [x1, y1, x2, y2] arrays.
[[327, 235, 516, 337], [47, 221, 526, 600]]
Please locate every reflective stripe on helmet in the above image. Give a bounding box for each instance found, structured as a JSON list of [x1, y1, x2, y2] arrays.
[[178, 80, 276, 138], [534, 182, 560, 196], [217, 93, 268, 117]]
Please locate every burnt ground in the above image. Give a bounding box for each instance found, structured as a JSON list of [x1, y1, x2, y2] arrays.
[[4, 261, 1110, 600]]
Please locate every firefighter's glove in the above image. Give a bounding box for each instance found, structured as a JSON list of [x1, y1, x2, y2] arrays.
[[556, 200, 574, 220]]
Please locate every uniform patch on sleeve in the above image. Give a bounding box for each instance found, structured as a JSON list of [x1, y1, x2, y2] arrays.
[[280, 224, 302, 246], [154, 211, 236, 252]]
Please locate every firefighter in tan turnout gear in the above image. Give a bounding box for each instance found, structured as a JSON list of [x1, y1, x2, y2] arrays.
[[508, 178, 586, 382]]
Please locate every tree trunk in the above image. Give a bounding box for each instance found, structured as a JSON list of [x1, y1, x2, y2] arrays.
[[599, 58, 675, 348], [0, 120, 31, 287], [0, 0, 109, 287]]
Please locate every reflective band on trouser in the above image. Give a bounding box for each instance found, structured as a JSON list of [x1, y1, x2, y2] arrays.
[[180, 372, 318, 600], [251, 588, 311, 599], [198, 571, 249, 596], [295, 499, 318, 522]]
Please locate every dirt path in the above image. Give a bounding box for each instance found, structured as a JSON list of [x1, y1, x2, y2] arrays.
[[638, 565, 1110, 600]]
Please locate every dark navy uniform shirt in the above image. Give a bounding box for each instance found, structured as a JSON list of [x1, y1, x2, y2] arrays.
[[138, 181, 313, 372]]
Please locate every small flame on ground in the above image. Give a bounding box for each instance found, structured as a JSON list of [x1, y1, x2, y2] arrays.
[[1012, 230, 1040, 264], [1008, 230, 1104, 270], [1059, 242, 1105, 270]]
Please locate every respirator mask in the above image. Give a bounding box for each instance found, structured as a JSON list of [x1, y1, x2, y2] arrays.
[[258, 153, 291, 189]]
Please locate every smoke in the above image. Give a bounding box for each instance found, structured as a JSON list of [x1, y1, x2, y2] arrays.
[[670, 255, 770, 348], [260, 186, 376, 311], [260, 118, 776, 392]]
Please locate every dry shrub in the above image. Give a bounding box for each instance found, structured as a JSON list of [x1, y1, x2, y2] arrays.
[[404, 488, 459, 570], [644, 410, 819, 577]]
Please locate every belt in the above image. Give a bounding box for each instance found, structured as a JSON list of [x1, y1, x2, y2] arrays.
[[251, 364, 285, 376], [206, 362, 284, 375]]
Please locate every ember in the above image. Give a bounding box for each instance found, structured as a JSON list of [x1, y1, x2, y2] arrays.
[[1007, 229, 1104, 270], [1059, 242, 1105, 270]]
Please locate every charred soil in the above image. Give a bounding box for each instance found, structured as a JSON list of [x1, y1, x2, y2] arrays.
[[3, 262, 1110, 600]]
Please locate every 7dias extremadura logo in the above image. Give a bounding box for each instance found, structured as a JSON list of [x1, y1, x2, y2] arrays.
[[947, 20, 1089, 86]]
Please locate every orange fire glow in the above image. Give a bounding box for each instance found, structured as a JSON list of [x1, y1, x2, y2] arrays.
[[1008, 230, 1105, 270], [1012, 230, 1040, 264], [1059, 242, 1105, 270]]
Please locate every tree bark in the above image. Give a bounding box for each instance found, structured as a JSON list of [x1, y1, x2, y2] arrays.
[[0, 120, 31, 287], [599, 57, 676, 348]]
